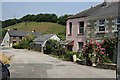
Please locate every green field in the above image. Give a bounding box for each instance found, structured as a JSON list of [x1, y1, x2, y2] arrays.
[[5, 22, 66, 40]]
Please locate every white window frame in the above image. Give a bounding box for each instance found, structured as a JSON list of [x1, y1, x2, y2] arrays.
[[79, 21, 84, 34], [115, 18, 120, 31], [98, 19, 106, 32], [69, 22, 72, 35]]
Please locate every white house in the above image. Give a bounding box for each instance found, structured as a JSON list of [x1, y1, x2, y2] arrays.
[[1, 30, 41, 47], [33, 34, 60, 52]]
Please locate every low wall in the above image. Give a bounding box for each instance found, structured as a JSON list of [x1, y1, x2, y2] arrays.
[[30, 44, 42, 52], [96, 63, 117, 70]]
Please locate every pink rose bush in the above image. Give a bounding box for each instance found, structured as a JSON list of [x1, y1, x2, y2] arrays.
[[82, 38, 113, 65]]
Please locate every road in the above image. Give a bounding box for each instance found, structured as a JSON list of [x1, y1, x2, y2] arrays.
[[1, 47, 116, 78]]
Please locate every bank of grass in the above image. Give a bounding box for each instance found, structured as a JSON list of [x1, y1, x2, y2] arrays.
[[0, 52, 11, 64], [5, 22, 66, 40]]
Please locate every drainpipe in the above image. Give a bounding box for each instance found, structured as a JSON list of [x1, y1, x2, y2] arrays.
[[117, 29, 120, 79]]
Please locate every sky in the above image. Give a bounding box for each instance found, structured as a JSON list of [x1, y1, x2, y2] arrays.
[[2, 2, 103, 21]]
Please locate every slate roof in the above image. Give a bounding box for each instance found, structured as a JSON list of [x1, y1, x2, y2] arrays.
[[68, 2, 120, 19], [88, 2, 119, 19], [8, 30, 41, 37], [33, 34, 55, 43]]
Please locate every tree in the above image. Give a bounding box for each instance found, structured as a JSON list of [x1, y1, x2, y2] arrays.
[[2, 13, 72, 28], [2, 29, 7, 38], [58, 14, 73, 26], [13, 34, 36, 49], [43, 39, 59, 54]]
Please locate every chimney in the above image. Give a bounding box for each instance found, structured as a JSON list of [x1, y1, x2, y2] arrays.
[[32, 29, 36, 32]]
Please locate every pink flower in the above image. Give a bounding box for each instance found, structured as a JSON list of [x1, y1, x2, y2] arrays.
[[90, 41, 92, 44], [101, 48, 105, 51], [100, 51, 104, 54], [94, 40, 97, 44], [90, 38, 93, 41], [95, 48, 99, 51], [96, 43, 101, 48], [102, 40, 104, 43]]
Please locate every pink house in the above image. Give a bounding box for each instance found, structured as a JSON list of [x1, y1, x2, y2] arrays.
[[66, 1, 120, 52], [66, 18, 87, 52]]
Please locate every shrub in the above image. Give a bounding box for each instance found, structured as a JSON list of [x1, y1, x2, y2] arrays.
[[12, 34, 36, 49], [63, 51, 77, 61], [102, 36, 117, 61], [43, 39, 59, 54], [12, 43, 22, 49], [82, 38, 113, 65]]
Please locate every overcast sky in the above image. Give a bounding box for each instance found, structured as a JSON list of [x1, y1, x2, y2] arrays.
[[2, 2, 102, 21]]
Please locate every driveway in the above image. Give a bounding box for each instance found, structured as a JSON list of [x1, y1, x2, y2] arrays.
[[1, 48, 116, 78]]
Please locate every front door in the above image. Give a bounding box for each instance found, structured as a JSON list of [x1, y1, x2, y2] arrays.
[[67, 45, 73, 51]]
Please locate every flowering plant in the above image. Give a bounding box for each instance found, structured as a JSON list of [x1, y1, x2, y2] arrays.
[[82, 38, 112, 65], [102, 36, 117, 62]]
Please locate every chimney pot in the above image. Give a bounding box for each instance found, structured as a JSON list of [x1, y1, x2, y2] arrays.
[[32, 29, 36, 32]]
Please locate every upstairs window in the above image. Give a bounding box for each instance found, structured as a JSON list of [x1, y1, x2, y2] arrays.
[[69, 22, 72, 35], [79, 21, 84, 34], [116, 18, 120, 30], [98, 19, 105, 31]]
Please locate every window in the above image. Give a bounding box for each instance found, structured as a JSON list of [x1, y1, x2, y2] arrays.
[[78, 42, 84, 50], [67, 45, 73, 51], [116, 18, 120, 30], [117, 25, 120, 30], [79, 21, 84, 34], [69, 22, 72, 35], [13, 41, 16, 44], [99, 26, 105, 31], [98, 19, 105, 31], [19, 36, 22, 39]]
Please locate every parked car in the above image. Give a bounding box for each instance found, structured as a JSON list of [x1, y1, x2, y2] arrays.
[[0, 61, 10, 80]]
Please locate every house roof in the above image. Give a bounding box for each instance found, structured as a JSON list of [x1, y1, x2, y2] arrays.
[[68, 2, 120, 20], [8, 30, 41, 37], [61, 40, 74, 45], [33, 34, 55, 42], [68, 3, 103, 19], [88, 2, 119, 20]]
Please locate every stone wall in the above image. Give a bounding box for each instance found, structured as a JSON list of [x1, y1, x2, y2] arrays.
[[96, 63, 117, 70]]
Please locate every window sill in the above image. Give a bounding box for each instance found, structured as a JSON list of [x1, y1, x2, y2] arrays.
[[95, 31, 108, 34], [77, 33, 84, 36], [112, 30, 118, 33]]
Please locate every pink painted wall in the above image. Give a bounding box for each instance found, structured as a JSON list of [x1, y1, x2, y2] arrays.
[[66, 17, 87, 52]]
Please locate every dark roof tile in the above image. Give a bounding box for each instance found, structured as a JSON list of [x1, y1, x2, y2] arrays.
[[33, 34, 55, 42], [8, 30, 41, 37], [68, 2, 120, 19]]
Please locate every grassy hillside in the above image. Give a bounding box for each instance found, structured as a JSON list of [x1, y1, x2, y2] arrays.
[[5, 22, 66, 40]]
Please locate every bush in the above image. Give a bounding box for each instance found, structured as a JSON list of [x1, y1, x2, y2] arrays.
[[102, 36, 117, 61], [43, 39, 59, 54], [44, 40, 78, 62], [63, 51, 77, 61], [12, 43, 22, 49], [12, 34, 36, 49]]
